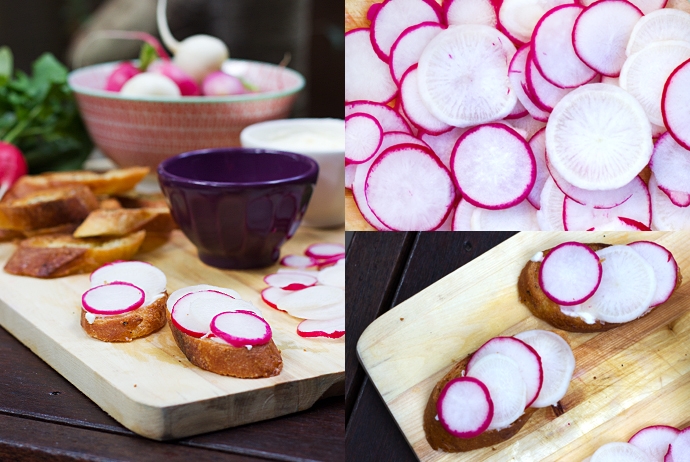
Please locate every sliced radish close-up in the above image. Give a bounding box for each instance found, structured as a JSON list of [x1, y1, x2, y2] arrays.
[[539, 241, 602, 306], [345, 113, 383, 164], [90, 260, 167, 307], [399, 65, 452, 134], [626, 8, 690, 57], [210, 311, 272, 348], [276, 285, 345, 320], [590, 442, 656, 462], [345, 100, 411, 134], [628, 241, 679, 307], [498, 0, 571, 43], [389, 21, 444, 85], [628, 425, 680, 461], [436, 377, 494, 438], [345, 28, 397, 104], [662, 58, 690, 151], [668, 427, 690, 462], [261, 287, 291, 311], [82, 282, 144, 316], [171, 290, 262, 338], [167, 284, 241, 314], [297, 318, 345, 339], [264, 273, 318, 291]]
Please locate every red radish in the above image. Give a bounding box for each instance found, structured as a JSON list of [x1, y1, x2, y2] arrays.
[[508, 45, 551, 122], [498, 0, 572, 43], [0, 141, 27, 201], [261, 287, 291, 311], [345, 101, 412, 134], [370, 0, 442, 61], [545, 84, 652, 190], [466, 353, 527, 430], [467, 337, 543, 408], [470, 200, 540, 230], [105, 62, 141, 92], [305, 243, 346, 260], [436, 377, 494, 438], [297, 317, 345, 339], [524, 51, 574, 112], [650, 174, 690, 230], [345, 113, 383, 164], [629, 425, 680, 460], [210, 311, 272, 348], [650, 133, 690, 198], [280, 254, 316, 268], [662, 58, 690, 150], [452, 198, 478, 231], [147, 60, 200, 96], [82, 282, 145, 315], [276, 286, 345, 320], [451, 123, 536, 210], [345, 28, 397, 104], [513, 330, 575, 408], [539, 242, 603, 306], [167, 284, 241, 314], [626, 9, 690, 57], [90, 261, 166, 307], [527, 128, 547, 209], [200, 71, 246, 96], [572, 0, 642, 77], [536, 178, 566, 231], [171, 290, 261, 337], [417, 25, 517, 127], [619, 40, 690, 127], [389, 22, 444, 85], [316, 265, 345, 289], [628, 241, 679, 307], [668, 427, 690, 462], [365, 144, 456, 230], [420, 127, 468, 170], [263, 273, 317, 291], [120, 72, 181, 97], [531, 5, 598, 89], [400, 66, 452, 134], [590, 442, 656, 462]]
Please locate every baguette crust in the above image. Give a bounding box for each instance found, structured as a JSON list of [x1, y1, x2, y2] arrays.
[[168, 314, 283, 379], [424, 354, 538, 452], [73, 208, 171, 238], [81, 293, 167, 342]]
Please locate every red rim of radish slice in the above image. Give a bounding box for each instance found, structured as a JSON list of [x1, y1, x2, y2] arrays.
[[628, 240, 679, 307], [662, 58, 690, 151], [628, 425, 679, 461], [345, 100, 412, 134], [345, 112, 384, 164], [90, 260, 166, 306], [297, 318, 345, 339], [305, 243, 345, 260], [210, 311, 272, 348], [539, 241, 602, 306], [264, 273, 318, 291], [261, 287, 290, 311], [389, 21, 445, 86], [524, 50, 573, 112], [400, 65, 453, 135], [508, 45, 550, 123], [82, 282, 145, 315], [436, 377, 494, 438], [345, 28, 397, 104], [167, 284, 240, 314], [171, 290, 262, 338], [527, 128, 547, 209], [668, 426, 690, 462]]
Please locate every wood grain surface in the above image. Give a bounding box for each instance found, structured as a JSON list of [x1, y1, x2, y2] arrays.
[[0, 226, 345, 441], [357, 231, 690, 461]]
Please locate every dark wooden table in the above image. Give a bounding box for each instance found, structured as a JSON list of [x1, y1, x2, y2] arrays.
[[345, 232, 517, 461]]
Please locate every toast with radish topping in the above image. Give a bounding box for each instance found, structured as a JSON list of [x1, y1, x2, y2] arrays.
[[81, 293, 167, 342]]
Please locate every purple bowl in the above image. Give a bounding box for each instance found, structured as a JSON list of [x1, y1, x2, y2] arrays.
[[158, 148, 319, 269]]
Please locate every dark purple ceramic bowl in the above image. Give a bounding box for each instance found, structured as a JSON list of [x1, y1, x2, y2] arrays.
[[158, 148, 319, 269]]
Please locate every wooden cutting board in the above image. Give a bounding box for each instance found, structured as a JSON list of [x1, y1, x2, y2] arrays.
[[357, 231, 690, 461], [0, 226, 344, 440]]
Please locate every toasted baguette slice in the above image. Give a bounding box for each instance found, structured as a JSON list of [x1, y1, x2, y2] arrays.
[[4, 230, 145, 278], [113, 191, 168, 209], [73, 208, 173, 238], [81, 293, 168, 342], [517, 243, 682, 333], [167, 313, 283, 379], [424, 354, 538, 452], [0, 185, 98, 231]]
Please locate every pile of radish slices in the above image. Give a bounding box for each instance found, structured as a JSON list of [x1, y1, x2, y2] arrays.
[[82, 261, 167, 322], [538, 241, 678, 324], [437, 330, 575, 437], [345, 0, 690, 230], [584, 424, 690, 462], [261, 243, 345, 339]]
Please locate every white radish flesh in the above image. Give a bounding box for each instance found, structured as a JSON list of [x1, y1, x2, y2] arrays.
[[420, 128, 468, 170], [524, 51, 574, 112], [417, 25, 517, 127], [399, 66, 452, 134], [148, 60, 201, 96], [261, 287, 291, 311], [527, 128, 547, 209], [167, 284, 241, 314], [467, 337, 543, 408], [171, 290, 260, 337], [513, 330, 575, 408], [444, 0, 498, 27], [503, 114, 546, 140], [120, 72, 181, 97], [668, 427, 690, 462], [649, 174, 690, 230], [317, 265, 345, 289], [466, 353, 527, 430], [210, 311, 271, 347], [536, 177, 566, 231], [345, 113, 383, 164], [545, 83, 652, 190], [629, 425, 680, 460], [296, 317, 345, 338], [539, 242, 602, 305], [626, 9, 690, 57], [436, 377, 494, 438], [650, 133, 690, 196], [498, 0, 572, 43], [451, 123, 536, 209], [345, 29, 397, 104], [91, 261, 167, 307], [280, 254, 316, 268], [389, 22, 444, 85], [628, 241, 679, 307], [263, 273, 317, 291], [470, 200, 540, 230], [345, 101, 412, 134], [82, 282, 144, 315], [660, 188, 690, 208], [452, 198, 478, 231], [591, 442, 656, 462], [276, 286, 345, 320], [305, 243, 345, 260], [662, 58, 690, 150], [508, 45, 551, 122]]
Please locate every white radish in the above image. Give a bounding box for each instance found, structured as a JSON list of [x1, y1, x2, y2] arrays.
[[263, 273, 317, 291], [345, 113, 383, 164], [399, 66, 452, 134], [171, 290, 260, 337], [451, 123, 536, 209], [120, 72, 181, 97], [297, 317, 345, 339], [513, 330, 575, 408], [591, 442, 656, 462], [470, 200, 540, 230], [436, 377, 494, 438], [317, 265, 345, 289], [466, 353, 526, 430], [536, 177, 566, 231], [389, 22, 444, 85], [524, 51, 574, 112], [508, 45, 551, 122], [527, 128, 547, 209], [498, 0, 572, 43], [662, 58, 690, 150], [82, 282, 144, 315], [91, 261, 167, 307], [650, 133, 690, 197], [668, 427, 690, 462], [467, 337, 543, 408], [420, 127, 468, 170], [452, 198, 478, 231], [345, 28, 397, 104], [276, 286, 345, 320], [167, 284, 241, 314], [539, 242, 602, 306], [345, 101, 412, 134], [626, 9, 690, 57], [210, 311, 272, 347], [444, 0, 498, 27], [649, 174, 690, 230], [628, 241, 679, 307], [629, 425, 680, 460], [417, 24, 517, 127]]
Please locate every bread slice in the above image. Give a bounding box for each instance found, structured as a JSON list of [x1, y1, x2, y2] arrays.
[[81, 293, 168, 342], [517, 243, 682, 333], [73, 208, 173, 238], [423, 354, 538, 452], [167, 313, 283, 379]]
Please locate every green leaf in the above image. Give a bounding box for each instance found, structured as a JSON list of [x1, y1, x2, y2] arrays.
[[138, 43, 157, 71], [0, 47, 13, 79]]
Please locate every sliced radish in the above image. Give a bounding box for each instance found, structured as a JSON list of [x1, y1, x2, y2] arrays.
[[419, 127, 468, 170], [261, 287, 291, 311], [498, 0, 572, 43], [210, 311, 272, 347], [264, 273, 317, 291], [345, 113, 383, 164], [345, 101, 412, 134], [366, 144, 456, 230], [452, 198, 477, 231], [82, 282, 144, 316], [345, 164, 357, 190], [345, 28, 397, 104], [629, 425, 680, 461], [513, 330, 575, 408], [297, 317, 345, 339], [508, 45, 551, 122], [545, 83, 652, 190], [506, 99, 528, 119], [400, 66, 452, 134], [591, 442, 656, 462], [649, 174, 690, 230], [660, 187, 690, 208], [280, 254, 316, 268], [317, 264, 345, 289], [389, 22, 444, 85], [662, 58, 690, 151], [628, 241, 679, 307], [527, 128, 547, 209], [504, 113, 547, 140], [524, 51, 574, 112], [626, 9, 690, 57], [650, 133, 690, 199], [531, 5, 598, 89], [572, 0, 642, 77], [444, 0, 498, 27], [668, 427, 690, 462], [370, 0, 442, 61], [466, 353, 526, 430], [417, 24, 517, 127], [451, 123, 536, 210], [436, 377, 494, 438], [171, 290, 261, 337], [276, 286, 345, 320], [90, 260, 166, 307], [536, 177, 566, 231], [167, 284, 241, 314], [305, 243, 345, 260], [539, 242, 603, 306], [467, 337, 543, 408], [619, 40, 690, 127], [470, 200, 540, 230], [617, 217, 652, 231]]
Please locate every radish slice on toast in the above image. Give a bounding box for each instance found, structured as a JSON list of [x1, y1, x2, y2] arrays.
[[345, 113, 383, 164], [591, 442, 657, 462], [167, 284, 241, 314], [82, 282, 145, 315], [659, 188, 690, 208], [436, 377, 494, 438], [171, 290, 261, 337], [345, 28, 397, 104], [649, 174, 690, 230], [628, 241, 679, 307], [90, 260, 166, 307], [626, 9, 690, 57], [662, 58, 690, 150], [297, 317, 345, 339], [390, 22, 444, 85], [539, 241, 602, 306], [629, 425, 680, 460], [210, 311, 272, 347]]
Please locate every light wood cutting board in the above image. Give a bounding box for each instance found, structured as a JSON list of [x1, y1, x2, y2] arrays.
[[0, 226, 344, 440], [357, 231, 690, 461]]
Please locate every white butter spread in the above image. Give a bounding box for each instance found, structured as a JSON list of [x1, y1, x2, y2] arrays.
[[531, 251, 544, 262], [560, 306, 597, 324], [85, 312, 96, 324], [252, 126, 344, 153]]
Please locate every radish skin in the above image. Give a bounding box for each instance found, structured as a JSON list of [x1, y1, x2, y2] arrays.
[[210, 311, 272, 347], [148, 60, 200, 96], [0, 142, 27, 201], [201, 71, 246, 96], [82, 282, 145, 316], [120, 72, 181, 97], [436, 377, 494, 438], [105, 62, 141, 92]]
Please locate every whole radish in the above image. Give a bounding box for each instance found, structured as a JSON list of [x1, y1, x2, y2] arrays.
[[202, 71, 247, 96], [157, 0, 229, 83], [0, 141, 27, 200], [120, 73, 181, 97], [148, 60, 200, 96], [105, 61, 141, 92]]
